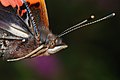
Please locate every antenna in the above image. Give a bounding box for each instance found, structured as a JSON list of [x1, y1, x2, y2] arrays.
[[60, 15, 95, 35], [58, 13, 115, 37]]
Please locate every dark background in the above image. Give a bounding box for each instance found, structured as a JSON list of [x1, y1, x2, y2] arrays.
[[0, 0, 120, 80]]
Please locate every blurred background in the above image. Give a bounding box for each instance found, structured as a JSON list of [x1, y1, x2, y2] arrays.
[[0, 0, 120, 80]]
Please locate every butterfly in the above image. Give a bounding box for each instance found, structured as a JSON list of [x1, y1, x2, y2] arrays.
[[0, 0, 115, 61]]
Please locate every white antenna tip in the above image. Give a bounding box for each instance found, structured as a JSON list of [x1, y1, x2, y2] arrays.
[[112, 13, 115, 16], [91, 15, 95, 19]]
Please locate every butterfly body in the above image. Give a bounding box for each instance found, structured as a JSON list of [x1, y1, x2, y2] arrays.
[[0, 0, 67, 61], [0, 0, 115, 61]]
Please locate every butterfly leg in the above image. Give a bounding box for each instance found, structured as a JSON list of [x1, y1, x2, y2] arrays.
[[30, 47, 48, 58], [7, 44, 45, 61]]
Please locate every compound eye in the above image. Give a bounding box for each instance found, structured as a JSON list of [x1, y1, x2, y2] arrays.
[[50, 41, 55, 48], [51, 41, 54, 46]]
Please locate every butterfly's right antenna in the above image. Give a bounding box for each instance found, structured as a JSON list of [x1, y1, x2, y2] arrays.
[[58, 13, 115, 37]]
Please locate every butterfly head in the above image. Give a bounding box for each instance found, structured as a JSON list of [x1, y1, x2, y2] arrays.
[[44, 33, 68, 55]]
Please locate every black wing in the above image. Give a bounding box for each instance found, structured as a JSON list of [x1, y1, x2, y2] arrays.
[[0, 9, 33, 38]]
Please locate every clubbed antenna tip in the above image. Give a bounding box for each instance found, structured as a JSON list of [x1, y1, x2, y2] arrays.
[[91, 15, 95, 19]]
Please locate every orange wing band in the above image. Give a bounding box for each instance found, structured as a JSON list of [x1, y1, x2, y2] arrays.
[[27, 0, 49, 28]]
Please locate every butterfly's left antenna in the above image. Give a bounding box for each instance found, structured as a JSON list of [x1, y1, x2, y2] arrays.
[[22, 0, 38, 36], [58, 13, 115, 37], [60, 15, 95, 35]]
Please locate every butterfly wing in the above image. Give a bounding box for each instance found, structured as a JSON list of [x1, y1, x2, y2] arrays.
[[0, 0, 35, 38], [26, 0, 49, 28], [0, 9, 33, 38], [0, 0, 50, 60], [0, 0, 49, 37]]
